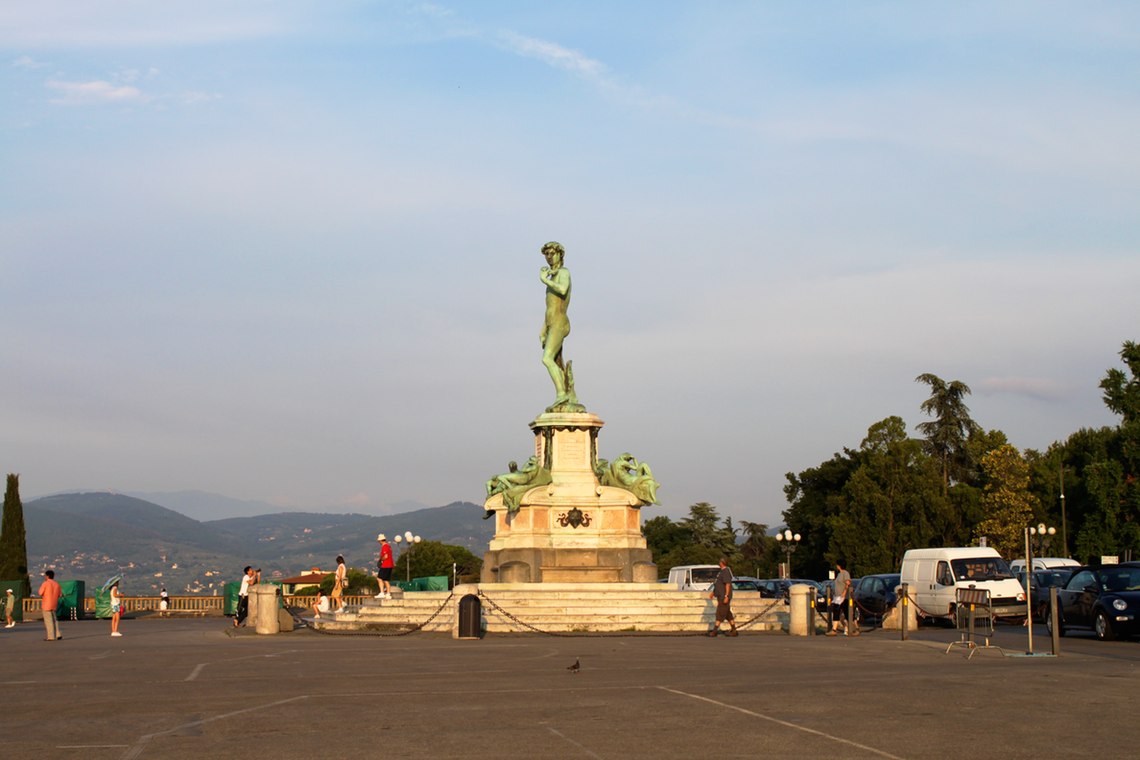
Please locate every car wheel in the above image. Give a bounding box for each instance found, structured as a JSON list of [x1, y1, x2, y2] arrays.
[[1094, 610, 1116, 641], [1045, 607, 1065, 637]]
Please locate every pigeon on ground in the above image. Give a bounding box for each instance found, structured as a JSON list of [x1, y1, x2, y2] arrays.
[[567, 658, 580, 674]]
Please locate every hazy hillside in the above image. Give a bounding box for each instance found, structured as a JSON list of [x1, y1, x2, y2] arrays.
[[31, 492, 244, 553], [127, 490, 287, 521], [207, 502, 493, 570], [23, 493, 492, 594]]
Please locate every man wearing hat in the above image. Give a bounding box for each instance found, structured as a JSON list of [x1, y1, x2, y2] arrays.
[[376, 534, 394, 600], [4, 588, 15, 628]]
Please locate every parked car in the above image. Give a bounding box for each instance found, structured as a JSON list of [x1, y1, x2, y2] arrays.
[[1016, 568, 1075, 622], [900, 547, 1026, 621], [1009, 557, 1080, 573], [852, 573, 901, 620], [757, 578, 827, 606], [1049, 563, 1140, 641], [666, 565, 721, 591], [695, 575, 774, 596]]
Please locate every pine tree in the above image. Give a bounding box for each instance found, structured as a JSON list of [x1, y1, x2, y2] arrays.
[[0, 474, 32, 595]]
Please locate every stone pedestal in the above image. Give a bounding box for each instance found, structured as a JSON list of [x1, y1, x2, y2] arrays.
[[481, 412, 656, 584], [788, 584, 811, 636], [252, 585, 280, 635]]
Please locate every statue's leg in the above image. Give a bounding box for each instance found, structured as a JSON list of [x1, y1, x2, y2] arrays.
[[542, 334, 568, 399]]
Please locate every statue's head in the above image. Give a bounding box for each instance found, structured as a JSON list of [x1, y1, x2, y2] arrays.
[[541, 241, 565, 266]]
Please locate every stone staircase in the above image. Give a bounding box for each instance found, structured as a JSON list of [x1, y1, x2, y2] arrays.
[[305, 583, 788, 635]]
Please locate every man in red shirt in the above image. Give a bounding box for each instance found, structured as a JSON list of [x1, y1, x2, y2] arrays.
[[38, 570, 62, 641], [376, 534, 394, 600]]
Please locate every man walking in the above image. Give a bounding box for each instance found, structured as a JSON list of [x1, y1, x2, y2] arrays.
[[4, 588, 16, 628], [827, 559, 852, 636], [707, 558, 738, 637], [38, 570, 62, 641], [376, 534, 394, 600]]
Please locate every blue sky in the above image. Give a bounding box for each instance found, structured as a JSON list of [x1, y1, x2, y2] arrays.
[[2, 2, 1137, 524]]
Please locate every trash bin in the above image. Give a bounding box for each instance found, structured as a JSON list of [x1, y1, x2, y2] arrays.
[[58, 580, 86, 620], [223, 581, 241, 617], [94, 587, 113, 619], [457, 594, 481, 640]]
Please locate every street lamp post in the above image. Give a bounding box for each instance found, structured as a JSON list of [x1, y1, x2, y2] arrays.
[[1030, 523, 1057, 559], [1024, 522, 1057, 654], [774, 529, 801, 579], [393, 531, 422, 584]]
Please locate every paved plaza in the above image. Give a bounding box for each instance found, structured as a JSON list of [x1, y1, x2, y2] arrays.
[[3, 617, 1136, 759]]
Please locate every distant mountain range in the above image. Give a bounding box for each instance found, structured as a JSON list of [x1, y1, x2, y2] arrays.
[[24, 492, 492, 594], [122, 490, 434, 522]]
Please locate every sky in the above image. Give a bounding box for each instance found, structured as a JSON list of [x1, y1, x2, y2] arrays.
[[2, 1, 1138, 526]]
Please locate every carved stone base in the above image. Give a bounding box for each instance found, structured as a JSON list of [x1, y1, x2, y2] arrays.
[[480, 411, 657, 584], [482, 547, 657, 584]]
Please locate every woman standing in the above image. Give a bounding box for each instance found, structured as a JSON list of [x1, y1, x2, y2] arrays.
[[110, 581, 123, 637], [332, 555, 347, 615]]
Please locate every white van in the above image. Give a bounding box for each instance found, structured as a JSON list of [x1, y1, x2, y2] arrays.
[[1008, 557, 1079, 573], [667, 565, 721, 591], [900, 547, 1026, 619]]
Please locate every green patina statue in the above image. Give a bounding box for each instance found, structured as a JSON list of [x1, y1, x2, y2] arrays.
[[595, 452, 660, 505], [484, 456, 554, 515], [539, 241, 584, 412]]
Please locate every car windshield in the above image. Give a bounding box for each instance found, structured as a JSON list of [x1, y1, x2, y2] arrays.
[[1037, 570, 1073, 588], [690, 568, 721, 584], [1101, 566, 1140, 592], [951, 557, 1013, 581]]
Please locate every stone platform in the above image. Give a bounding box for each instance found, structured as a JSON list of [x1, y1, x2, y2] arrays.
[[481, 412, 657, 583], [306, 583, 787, 634]]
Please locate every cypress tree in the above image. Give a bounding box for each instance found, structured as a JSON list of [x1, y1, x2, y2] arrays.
[[0, 474, 31, 595]]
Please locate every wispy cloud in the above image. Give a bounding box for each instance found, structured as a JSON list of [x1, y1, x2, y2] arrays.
[[977, 377, 1070, 402], [496, 31, 607, 79], [13, 55, 48, 69], [412, 3, 454, 21], [47, 79, 145, 106]]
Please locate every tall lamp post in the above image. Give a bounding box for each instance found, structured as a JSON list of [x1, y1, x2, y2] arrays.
[[393, 531, 422, 583], [1030, 523, 1057, 559], [1024, 522, 1056, 654], [774, 529, 801, 579]]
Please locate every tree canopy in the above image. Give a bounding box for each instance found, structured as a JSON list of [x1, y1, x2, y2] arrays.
[[776, 342, 1140, 576], [0, 474, 31, 595]]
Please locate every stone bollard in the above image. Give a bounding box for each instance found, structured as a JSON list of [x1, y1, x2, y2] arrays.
[[788, 584, 812, 636], [252, 584, 280, 635], [881, 585, 919, 631]]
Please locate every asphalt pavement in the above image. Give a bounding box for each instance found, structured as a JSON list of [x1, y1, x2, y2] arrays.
[[3, 616, 1136, 759]]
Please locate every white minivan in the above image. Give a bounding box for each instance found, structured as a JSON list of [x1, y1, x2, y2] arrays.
[[1008, 557, 1079, 573], [900, 547, 1027, 620], [667, 565, 721, 591]]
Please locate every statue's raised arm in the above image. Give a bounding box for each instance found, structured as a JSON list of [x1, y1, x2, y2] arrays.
[[538, 241, 583, 412]]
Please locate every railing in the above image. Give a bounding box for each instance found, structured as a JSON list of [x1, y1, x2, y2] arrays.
[[22, 594, 380, 615], [23, 595, 226, 615], [283, 594, 375, 608]]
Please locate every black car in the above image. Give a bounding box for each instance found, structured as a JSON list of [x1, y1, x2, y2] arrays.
[[1048, 563, 1140, 641], [852, 573, 901, 620], [1016, 568, 1075, 622], [757, 578, 827, 606]]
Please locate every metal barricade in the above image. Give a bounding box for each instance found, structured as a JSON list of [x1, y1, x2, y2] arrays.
[[946, 586, 1000, 658]]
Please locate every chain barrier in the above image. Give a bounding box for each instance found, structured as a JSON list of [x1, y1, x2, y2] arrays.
[[477, 590, 784, 638], [297, 592, 456, 637], [296, 588, 787, 639], [900, 588, 950, 620]]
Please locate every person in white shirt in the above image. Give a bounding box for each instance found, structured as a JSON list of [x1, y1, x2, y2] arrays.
[[235, 566, 259, 628]]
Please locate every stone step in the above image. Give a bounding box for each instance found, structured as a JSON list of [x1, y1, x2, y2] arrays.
[[307, 616, 784, 634], [300, 584, 792, 635]]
